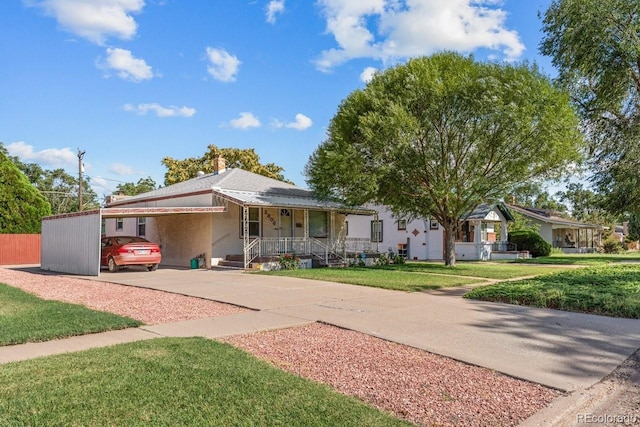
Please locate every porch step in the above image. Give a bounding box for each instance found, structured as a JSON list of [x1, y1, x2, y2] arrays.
[[320, 257, 347, 268], [217, 259, 245, 269]]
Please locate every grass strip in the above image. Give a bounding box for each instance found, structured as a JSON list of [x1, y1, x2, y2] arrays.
[[513, 253, 640, 265], [464, 265, 640, 318], [367, 261, 573, 279], [258, 267, 483, 291], [0, 337, 410, 426], [0, 283, 141, 346], [257, 261, 576, 291]]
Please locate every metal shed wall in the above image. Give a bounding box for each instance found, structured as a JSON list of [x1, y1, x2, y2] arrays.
[[41, 212, 101, 276]]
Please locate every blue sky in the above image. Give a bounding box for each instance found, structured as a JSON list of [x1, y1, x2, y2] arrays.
[[1, 0, 555, 199]]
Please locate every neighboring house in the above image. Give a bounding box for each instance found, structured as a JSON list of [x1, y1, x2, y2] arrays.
[[104, 158, 374, 269], [613, 222, 629, 243], [346, 203, 515, 261], [505, 204, 604, 253]]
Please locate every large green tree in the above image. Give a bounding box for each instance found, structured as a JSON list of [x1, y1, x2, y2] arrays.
[[540, 0, 640, 214], [555, 182, 613, 224], [114, 177, 157, 196], [505, 182, 568, 213], [0, 143, 99, 213], [162, 145, 289, 185], [306, 53, 583, 266], [0, 151, 51, 233]]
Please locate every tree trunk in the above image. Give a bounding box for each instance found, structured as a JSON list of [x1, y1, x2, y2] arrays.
[[443, 222, 457, 267]]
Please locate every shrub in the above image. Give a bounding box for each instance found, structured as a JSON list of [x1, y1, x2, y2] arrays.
[[278, 253, 300, 270], [602, 236, 625, 254], [374, 252, 391, 266], [508, 230, 551, 257], [393, 254, 406, 264]]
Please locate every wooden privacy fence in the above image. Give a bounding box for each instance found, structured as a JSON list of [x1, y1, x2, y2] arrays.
[[0, 234, 41, 265]]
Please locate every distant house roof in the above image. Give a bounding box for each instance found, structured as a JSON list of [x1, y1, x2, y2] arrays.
[[505, 204, 602, 229], [107, 168, 375, 215]]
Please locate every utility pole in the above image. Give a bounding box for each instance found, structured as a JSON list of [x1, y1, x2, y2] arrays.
[[77, 149, 85, 211]]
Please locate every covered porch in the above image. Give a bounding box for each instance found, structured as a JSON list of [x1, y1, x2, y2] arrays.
[[551, 226, 602, 253], [455, 203, 515, 261], [234, 201, 376, 269]]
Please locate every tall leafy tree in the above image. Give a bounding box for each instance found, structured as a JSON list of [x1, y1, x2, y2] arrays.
[[505, 182, 568, 213], [540, 0, 640, 214], [162, 145, 289, 185], [0, 151, 51, 233], [556, 182, 613, 223], [0, 143, 99, 213], [306, 53, 583, 266], [114, 177, 157, 196]]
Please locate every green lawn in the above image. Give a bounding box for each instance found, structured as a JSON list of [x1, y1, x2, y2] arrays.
[[259, 266, 485, 291], [0, 283, 141, 346], [258, 262, 573, 292], [513, 252, 640, 265], [464, 264, 640, 318], [0, 338, 409, 427]]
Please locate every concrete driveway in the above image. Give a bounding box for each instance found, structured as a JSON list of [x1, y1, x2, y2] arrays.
[[90, 266, 640, 392]]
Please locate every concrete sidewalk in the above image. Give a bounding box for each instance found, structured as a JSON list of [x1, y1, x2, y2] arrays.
[[3, 266, 640, 393]]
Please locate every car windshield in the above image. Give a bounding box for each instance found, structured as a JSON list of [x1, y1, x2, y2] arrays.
[[114, 237, 148, 245]]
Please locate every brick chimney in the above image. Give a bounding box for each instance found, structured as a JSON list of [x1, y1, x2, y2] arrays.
[[213, 155, 226, 174]]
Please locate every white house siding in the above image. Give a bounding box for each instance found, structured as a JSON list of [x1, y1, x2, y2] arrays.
[[347, 205, 442, 260], [425, 222, 444, 260], [539, 223, 553, 245], [103, 217, 138, 237], [211, 203, 244, 264], [42, 212, 102, 276]]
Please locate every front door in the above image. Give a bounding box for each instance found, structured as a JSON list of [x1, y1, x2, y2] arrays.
[[279, 209, 293, 238]]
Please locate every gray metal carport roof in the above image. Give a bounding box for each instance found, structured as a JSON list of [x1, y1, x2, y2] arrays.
[[41, 207, 225, 276]]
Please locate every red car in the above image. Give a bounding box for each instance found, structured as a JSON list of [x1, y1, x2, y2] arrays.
[[101, 236, 161, 272]]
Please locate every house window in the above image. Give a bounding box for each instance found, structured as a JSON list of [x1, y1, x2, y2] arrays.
[[457, 222, 473, 242], [397, 219, 407, 230], [430, 220, 439, 230], [115, 218, 124, 231], [309, 211, 328, 238], [240, 207, 260, 237], [371, 220, 383, 242], [345, 221, 349, 236], [137, 217, 146, 237]]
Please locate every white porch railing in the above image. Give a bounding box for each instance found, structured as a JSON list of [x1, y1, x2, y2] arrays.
[[342, 237, 376, 254], [243, 237, 345, 268], [243, 238, 261, 269]]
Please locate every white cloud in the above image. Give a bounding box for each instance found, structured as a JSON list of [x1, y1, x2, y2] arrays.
[[315, 0, 525, 71], [205, 47, 241, 82], [266, 0, 285, 24], [228, 112, 261, 129], [26, 0, 145, 45], [108, 162, 141, 175], [285, 113, 313, 130], [360, 66, 377, 83], [123, 103, 196, 117], [5, 141, 76, 168], [271, 113, 313, 130], [98, 48, 154, 82]]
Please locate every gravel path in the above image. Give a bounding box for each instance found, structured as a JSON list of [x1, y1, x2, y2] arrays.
[[224, 324, 560, 426], [0, 268, 249, 324], [1, 267, 561, 426]]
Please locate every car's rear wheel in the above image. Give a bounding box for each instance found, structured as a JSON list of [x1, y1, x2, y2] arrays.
[[147, 264, 158, 271], [108, 257, 119, 272]]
